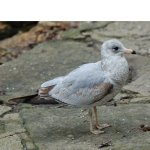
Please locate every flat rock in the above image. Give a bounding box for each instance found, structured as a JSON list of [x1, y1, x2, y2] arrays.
[[94, 22, 150, 37], [61, 22, 112, 40], [0, 40, 99, 102], [126, 55, 150, 79], [89, 22, 150, 55], [20, 104, 150, 150], [0, 134, 23, 150], [0, 112, 25, 139], [130, 97, 150, 103], [0, 105, 11, 115], [79, 21, 112, 31], [124, 72, 150, 96]]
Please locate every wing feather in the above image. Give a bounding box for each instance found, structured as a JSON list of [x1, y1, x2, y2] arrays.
[[49, 62, 113, 106]]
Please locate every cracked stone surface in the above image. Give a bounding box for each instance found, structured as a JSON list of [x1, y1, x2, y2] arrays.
[[124, 72, 150, 96], [0, 105, 11, 115], [0, 106, 34, 149], [93, 22, 150, 37], [85, 22, 150, 56], [0, 134, 23, 150], [60, 22, 112, 40], [20, 104, 150, 150], [0, 113, 26, 139], [0, 40, 99, 102], [0, 21, 150, 150]]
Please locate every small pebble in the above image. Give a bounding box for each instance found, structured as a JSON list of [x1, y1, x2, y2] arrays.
[[67, 134, 74, 140]]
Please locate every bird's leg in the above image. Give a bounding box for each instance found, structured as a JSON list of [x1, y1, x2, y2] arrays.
[[93, 106, 110, 130], [89, 108, 93, 131], [88, 108, 104, 134], [93, 106, 101, 129]]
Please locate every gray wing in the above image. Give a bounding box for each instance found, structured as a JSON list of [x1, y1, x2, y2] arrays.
[[49, 62, 113, 106]]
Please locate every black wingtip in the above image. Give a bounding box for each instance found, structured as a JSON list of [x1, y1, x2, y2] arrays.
[[132, 50, 136, 54]]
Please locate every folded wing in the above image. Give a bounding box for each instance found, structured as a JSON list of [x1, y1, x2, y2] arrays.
[[49, 62, 113, 106]]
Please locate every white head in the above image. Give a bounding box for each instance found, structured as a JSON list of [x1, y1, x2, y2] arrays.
[[101, 39, 136, 58]]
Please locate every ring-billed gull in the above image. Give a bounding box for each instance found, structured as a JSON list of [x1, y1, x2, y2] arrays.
[[38, 39, 136, 134]]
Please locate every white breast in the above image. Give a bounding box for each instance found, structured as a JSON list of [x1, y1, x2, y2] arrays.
[[96, 55, 129, 106]]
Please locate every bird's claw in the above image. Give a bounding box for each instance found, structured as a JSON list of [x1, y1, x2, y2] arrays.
[[90, 129, 105, 135], [95, 123, 111, 130]]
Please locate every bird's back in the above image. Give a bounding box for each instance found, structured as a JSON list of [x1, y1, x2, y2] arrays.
[[49, 61, 111, 106]]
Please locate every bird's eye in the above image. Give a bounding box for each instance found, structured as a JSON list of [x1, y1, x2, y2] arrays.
[[113, 47, 119, 51]]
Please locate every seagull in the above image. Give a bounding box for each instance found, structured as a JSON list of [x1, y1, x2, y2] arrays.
[[38, 39, 136, 134]]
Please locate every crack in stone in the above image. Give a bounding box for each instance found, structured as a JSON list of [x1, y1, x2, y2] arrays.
[[80, 21, 115, 32], [20, 138, 27, 150], [60, 22, 115, 43], [0, 106, 14, 118], [19, 113, 39, 150], [0, 105, 38, 149], [0, 130, 26, 139]]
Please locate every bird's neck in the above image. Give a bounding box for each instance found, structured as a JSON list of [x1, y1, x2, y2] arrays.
[[101, 55, 129, 84]]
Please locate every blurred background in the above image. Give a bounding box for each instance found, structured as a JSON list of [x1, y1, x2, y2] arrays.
[[1, 21, 150, 65], [0, 21, 80, 64]]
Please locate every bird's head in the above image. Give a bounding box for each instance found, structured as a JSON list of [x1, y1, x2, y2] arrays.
[[101, 39, 136, 58]]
